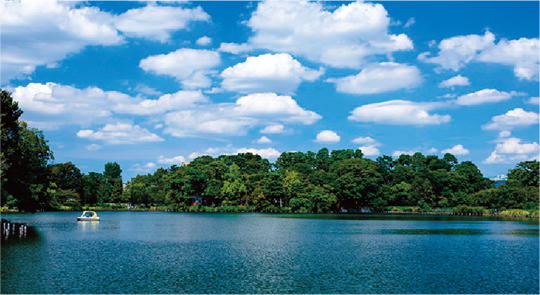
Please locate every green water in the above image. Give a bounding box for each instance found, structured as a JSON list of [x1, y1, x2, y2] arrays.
[[1, 212, 538, 293]]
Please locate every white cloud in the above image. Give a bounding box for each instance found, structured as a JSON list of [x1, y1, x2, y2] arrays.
[[483, 151, 506, 164], [221, 53, 324, 94], [392, 150, 419, 157], [439, 75, 470, 88], [130, 162, 158, 173], [327, 62, 422, 94], [196, 36, 212, 46], [86, 144, 102, 151], [420, 31, 539, 81], [235, 148, 281, 159], [441, 144, 469, 155], [482, 108, 539, 131], [359, 146, 380, 156], [8, 83, 208, 129], [456, 89, 519, 106], [157, 155, 186, 165], [437, 93, 457, 99], [352, 136, 378, 145], [353, 136, 381, 156], [315, 130, 341, 143], [218, 43, 253, 54], [113, 90, 208, 115], [221, 1, 413, 68], [9, 82, 123, 129], [164, 93, 321, 137], [233, 93, 321, 124], [484, 137, 540, 164], [349, 100, 451, 125], [495, 137, 539, 154], [526, 97, 540, 105], [1, 0, 123, 83], [256, 136, 272, 144], [77, 122, 164, 144], [140, 48, 220, 89], [114, 5, 209, 42], [134, 84, 163, 96], [403, 17, 415, 28], [261, 125, 285, 134], [498, 131, 512, 138], [427, 148, 438, 154], [0, 1, 210, 83], [418, 31, 495, 71], [477, 37, 539, 81]]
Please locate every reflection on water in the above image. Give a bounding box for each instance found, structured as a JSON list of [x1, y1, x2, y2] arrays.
[[1, 212, 538, 294], [78, 220, 99, 232]]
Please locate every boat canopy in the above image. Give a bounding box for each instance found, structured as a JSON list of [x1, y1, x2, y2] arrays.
[[79, 211, 98, 218]]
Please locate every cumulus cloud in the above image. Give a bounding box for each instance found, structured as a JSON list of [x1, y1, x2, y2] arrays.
[[352, 136, 382, 156], [477, 37, 539, 81], [140, 48, 220, 89], [157, 155, 186, 165], [8, 83, 209, 129], [315, 130, 341, 143], [327, 62, 422, 94], [439, 75, 470, 88], [113, 90, 208, 115], [482, 108, 539, 131], [498, 131, 512, 138], [455, 89, 519, 106], [9, 83, 121, 129], [483, 151, 506, 164], [1, 0, 122, 83], [349, 100, 451, 125], [233, 93, 321, 124], [427, 148, 438, 154], [196, 36, 212, 46], [164, 93, 321, 137], [220, 1, 413, 68], [77, 122, 164, 144], [0, 1, 210, 83], [130, 162, 158, 173], [441, 144, 469, 155], [86, 144, 102, 151], [221, 53, 324, 94], [419, 31, 539, 81], [526, 97, 539, 105], [352, 136, 378, 145], [484, 137, 540, 164], [359, 146, 380, 156], [256, 136, 272, 144], [260, 125, 286, 134], [495, 137, 539, 154], [134, 84, 163, 96], [418, 31, 495, 71], [114, 5, 209, 42]]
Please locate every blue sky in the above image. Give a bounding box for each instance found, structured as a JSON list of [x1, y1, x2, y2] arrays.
[[2, 0, 539, 181]]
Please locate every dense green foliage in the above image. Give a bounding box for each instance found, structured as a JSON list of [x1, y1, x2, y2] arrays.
[[1, 89, 539, 213]]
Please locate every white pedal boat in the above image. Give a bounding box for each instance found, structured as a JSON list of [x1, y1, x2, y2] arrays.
[[77, 211, 100, 221]]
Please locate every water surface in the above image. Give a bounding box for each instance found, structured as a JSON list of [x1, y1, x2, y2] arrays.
[[2, 212, 538, 294]]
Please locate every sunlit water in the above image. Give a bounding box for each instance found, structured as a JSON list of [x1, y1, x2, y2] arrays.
[[1, 212, 538, 294]]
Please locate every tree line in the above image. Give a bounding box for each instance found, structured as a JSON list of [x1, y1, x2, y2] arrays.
[[2, 89, 539, 213]]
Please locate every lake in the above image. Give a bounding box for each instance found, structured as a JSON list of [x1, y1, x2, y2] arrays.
[[1, 212, 538, 294]]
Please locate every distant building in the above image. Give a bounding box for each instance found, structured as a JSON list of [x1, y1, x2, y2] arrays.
[[491, 175, 507, 187], [182, 162, 189, 167]]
